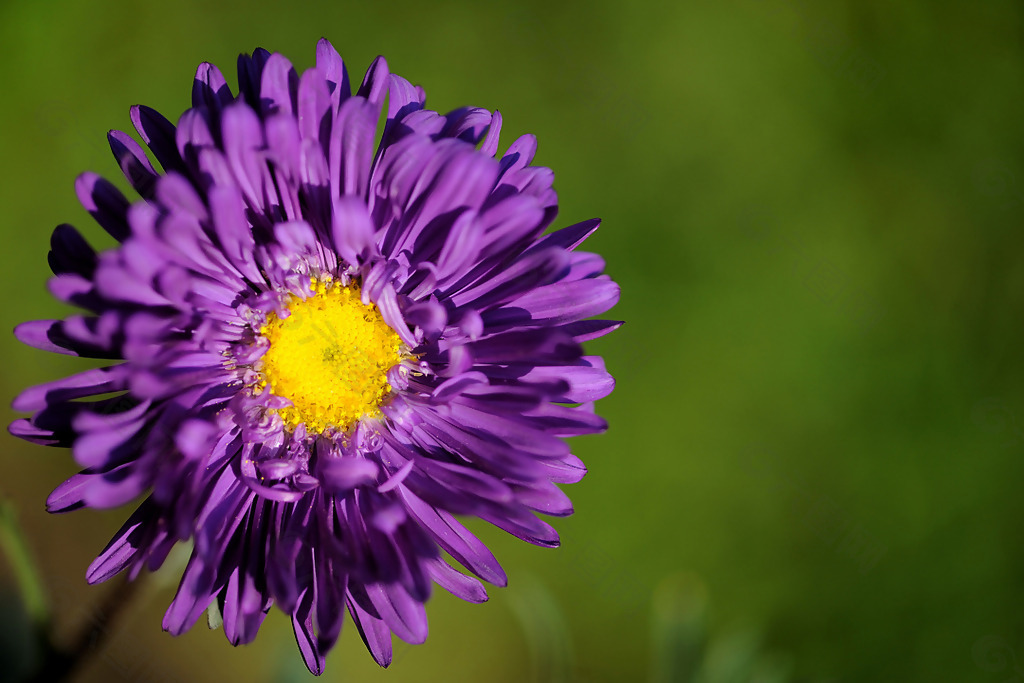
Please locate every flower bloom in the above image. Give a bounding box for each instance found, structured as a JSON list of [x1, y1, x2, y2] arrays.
[[10, 40, 619, 673]]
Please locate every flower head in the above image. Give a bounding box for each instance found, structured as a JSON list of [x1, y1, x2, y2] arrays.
[[10, 39, 619, 673]]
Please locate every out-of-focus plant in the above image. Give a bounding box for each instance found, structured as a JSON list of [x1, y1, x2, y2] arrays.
[[504, 571, 810, 683]]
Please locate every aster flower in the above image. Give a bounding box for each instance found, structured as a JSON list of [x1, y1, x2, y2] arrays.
[[10, 39, 619, 673]]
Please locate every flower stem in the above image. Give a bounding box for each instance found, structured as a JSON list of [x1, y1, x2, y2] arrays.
[[27, 575, 140, 683], [0, 497, 142, 682], [0, 498, 49, 625]]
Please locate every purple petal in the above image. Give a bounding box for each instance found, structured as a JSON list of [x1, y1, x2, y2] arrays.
[[108, 130, 158, 199], [48, 223, 97, 277], [15, 320, 92, 357], [331, 195, 377, 267], [438, 107, 492, 144], [483, 277, 621, 328], [292, 587, 326, 675], [426, 557, 488, 603], [356, 56, 389, 107], [297, 66, 331, 144], [208, 184, 263, 283], [385, 73, 425, 131], [329, 97, 377, 200], [528, 218, 601, 253], [46, 473, 91, 512], [75, 173, 130, 241], [315, 38, 351, 114], [347, 590, 393, 667], [498, 133, 537, 176], [236, 48, 271, 110], [562, 319, 623, 342], [13, 365, 126, 412], [131, 104, 184, 174], [319, 458, 379, 493], [365, 582, 427, 645], [399, 489, 507, 586], [192, 62, 233, 114], [86, 499, 154, 582], [221, 102, 268, 209], [260, 53, 299, 117]]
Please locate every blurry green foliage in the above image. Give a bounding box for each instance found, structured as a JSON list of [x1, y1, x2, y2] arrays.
[[1, 0, 1023, 681]]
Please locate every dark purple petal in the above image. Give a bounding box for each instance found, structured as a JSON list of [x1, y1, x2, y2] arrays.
[[527, 217, 601, 253], [15, 319, 97, 357], [480, 505, 560, 548], [260, 53, 299, 118], [192, 62, 234, 114], [48, 223, 97, 277], [108, 130, 158, 199], [461, 328, 579, 365], [439, 107, 493, 144], [487, 357, 615, 403], [482, 277, 621, 328], [562, 319, 624, 342], [75, 173, 131, 241], [163, 552, 222, 635], [447, 246, 569, 310], [13, 365, 126, 412], [292, 587, 326, 675], [237, 48, 271, 111], [400, 489, 507, 586], [131, 104, 184, 174], [347, 590, 393, 668], [86, 499, 155, 582], [72, 409, 147, 469]]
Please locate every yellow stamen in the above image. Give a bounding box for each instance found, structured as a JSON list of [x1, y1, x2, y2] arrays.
[[258, 278, 403, 434]]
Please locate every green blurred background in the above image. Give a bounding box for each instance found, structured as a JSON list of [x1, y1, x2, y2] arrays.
[[1, 0, 1023, 681]]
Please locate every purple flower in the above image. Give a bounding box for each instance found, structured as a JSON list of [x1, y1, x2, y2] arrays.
[[10, 39, 619, 674]]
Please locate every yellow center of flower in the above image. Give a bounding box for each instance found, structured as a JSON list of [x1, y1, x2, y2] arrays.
[[258, 279, 403, 434]]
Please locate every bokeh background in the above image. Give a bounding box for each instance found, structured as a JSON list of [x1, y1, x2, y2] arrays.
[[1, 1, 1022, 681]]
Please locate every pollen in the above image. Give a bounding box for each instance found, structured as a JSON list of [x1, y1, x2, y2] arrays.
[[258, 278, 403, 434]]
